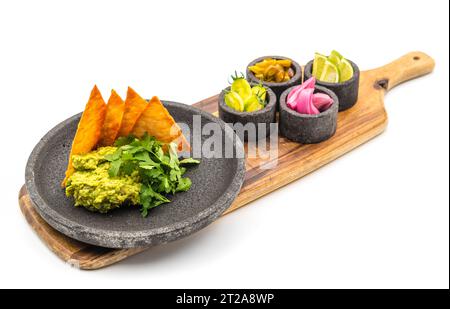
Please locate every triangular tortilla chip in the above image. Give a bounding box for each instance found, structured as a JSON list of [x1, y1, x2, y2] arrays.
[[98, 90, 125, 146], [62, 85, 107, 187], [131, 96, 189, 150], [173, 133, 191, 152], [117, 87, 148, 137]]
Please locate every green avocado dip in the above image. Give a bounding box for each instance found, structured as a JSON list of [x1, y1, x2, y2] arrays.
[[65, 135, 200, 217], [66, 146, 141, 213]]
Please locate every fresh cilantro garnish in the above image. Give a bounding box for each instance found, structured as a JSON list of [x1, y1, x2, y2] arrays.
[[108, 159, 122, 177], [105, 133, 199, 217]]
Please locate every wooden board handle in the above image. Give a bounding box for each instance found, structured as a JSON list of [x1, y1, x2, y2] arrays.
[[373, 51, 435, 91]]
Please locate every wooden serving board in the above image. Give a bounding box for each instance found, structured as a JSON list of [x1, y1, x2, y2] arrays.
[[19, 52, 435, 270]]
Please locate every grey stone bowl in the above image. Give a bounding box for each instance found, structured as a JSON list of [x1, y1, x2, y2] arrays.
[[25, 101, 245, 249], [246, 56, 302, 104], [304, 59, 360, 111], [218, 84, 277, 142], [279, 85, 339, 144]]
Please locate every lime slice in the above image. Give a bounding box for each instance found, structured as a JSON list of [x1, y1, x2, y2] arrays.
[[319, 60, 340, 83], [328, 50, 343, 65], [338, 58, 354, 82], [312, 53, 327, 79]]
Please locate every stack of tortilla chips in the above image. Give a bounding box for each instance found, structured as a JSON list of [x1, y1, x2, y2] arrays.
[[62, 86, 189, 187]]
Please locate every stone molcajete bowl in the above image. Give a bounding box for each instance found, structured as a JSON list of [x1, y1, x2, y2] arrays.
[[218, 84, 277, 141], [246, 55, 302, 104], [304, 59, 360, 111], [25, 101, 246, 249], [279, 85, 339, 144]]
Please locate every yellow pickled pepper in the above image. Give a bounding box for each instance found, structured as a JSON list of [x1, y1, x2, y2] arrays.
[[249, 58, 293, 82]]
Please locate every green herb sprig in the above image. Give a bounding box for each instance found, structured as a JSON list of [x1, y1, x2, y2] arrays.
[[104, 134, 200, 217]]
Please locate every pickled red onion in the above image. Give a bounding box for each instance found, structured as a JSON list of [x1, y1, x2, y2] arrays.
[[295, 88, 319, 115], [286, 77, 333, 115], [313, 93, 334, 112], [287, 77, 316, 110]]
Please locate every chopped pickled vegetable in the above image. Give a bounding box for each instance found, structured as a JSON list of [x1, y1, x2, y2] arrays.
[[231, 72, 252, 101], [249, 58, 294, 83], [224, 74, 269, 112], [244, 95, 264, 112], [225, 91, 244, 112], [312, 93, 334, 111], [286, 77, 334, 115], [251, 84, 267, 102]]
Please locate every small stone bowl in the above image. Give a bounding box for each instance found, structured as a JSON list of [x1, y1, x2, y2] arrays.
[[218, 84, 277, 142], [246, 56, 303, 104], [304, 59, 360, 111], [279, 85, 339, 144]]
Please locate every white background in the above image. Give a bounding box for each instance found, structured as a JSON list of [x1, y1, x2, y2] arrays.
[[0, 0, 448, 289]]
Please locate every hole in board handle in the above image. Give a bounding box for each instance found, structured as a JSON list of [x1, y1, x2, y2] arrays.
[[374, 79, 389, 90], [413, 56, 420, 60]]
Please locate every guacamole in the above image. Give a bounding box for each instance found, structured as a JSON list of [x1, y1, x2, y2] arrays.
[[65, 146, 141, 213]]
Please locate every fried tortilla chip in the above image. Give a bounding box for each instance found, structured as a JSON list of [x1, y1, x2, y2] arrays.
[[173, 133, 191, 152], [62, 85, 107, 187], [98, 90, 125, 146], [131, 96, 189, 150], [117, 87, 148, 137]]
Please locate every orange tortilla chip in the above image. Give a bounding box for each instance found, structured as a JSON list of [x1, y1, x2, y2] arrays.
[[117, 87, 148, 137], [173, 133, 191, 152], [98, 90, 125, 146], [131, 96, 189, 149], [62, 85, 107, 187]]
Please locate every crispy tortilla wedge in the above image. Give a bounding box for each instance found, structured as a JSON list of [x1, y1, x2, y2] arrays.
[[131, 96, 189, 151], [98, 90, 125, 146], [173, 133, 191, 152], [117, 87, 148, 137], [62, 85, 107, 187]]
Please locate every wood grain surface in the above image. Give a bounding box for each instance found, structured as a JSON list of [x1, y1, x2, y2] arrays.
[[19, 52, 435, 270]]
